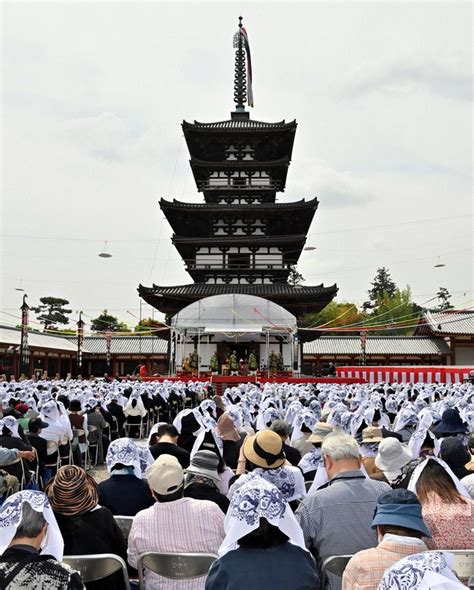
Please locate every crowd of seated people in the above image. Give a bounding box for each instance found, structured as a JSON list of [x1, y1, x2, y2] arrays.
[[0, 375, 473, 589]]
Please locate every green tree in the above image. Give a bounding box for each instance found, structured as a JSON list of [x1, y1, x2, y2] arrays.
[[435, 287, 453, 311], [369, 286, 419, 335], [134, 317, 166, 332], [32, 297, 72, 330], [288, 265, 305, 286], [90, 310, 130, 332], [301, 301, 366, 331], [363, 267, 397, 311]]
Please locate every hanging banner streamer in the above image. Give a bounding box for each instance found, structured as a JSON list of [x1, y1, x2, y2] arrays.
[[77, 313, 85, 375], [240, 25, 253, 107], [106, 329, 112, 368], [19, 295, 30, 375]]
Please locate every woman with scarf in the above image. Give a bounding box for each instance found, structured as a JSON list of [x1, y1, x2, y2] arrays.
[[205, 477, 318, 590], [97, 438, 154, 516], [184, 450, 230, 513], [45, 465, 127, 590], [409, 457, 473, 550]]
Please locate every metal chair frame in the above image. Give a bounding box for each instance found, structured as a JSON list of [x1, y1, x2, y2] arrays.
[[63, 553, 130, 590], [137, 551, 218, 589], [320, 554, 353, 589]]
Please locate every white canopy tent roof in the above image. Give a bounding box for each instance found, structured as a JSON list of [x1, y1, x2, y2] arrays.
[[171, 293, 297, 338]]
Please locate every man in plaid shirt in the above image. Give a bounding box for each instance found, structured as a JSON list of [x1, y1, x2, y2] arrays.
[[342, 489, 430, 590]]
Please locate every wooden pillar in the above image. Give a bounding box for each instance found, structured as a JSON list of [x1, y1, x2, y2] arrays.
[[69, 356, 73, 376]]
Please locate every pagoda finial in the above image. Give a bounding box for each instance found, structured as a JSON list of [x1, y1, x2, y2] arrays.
[[232, 16, 253, 119]]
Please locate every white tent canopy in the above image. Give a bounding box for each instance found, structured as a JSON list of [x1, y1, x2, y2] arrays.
[[171, 293, 297, 335]]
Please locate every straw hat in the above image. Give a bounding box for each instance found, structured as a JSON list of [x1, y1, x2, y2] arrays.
[[243, 430, 285, 469], [308, 422, 334, 443], [362, 426, 383, 443]]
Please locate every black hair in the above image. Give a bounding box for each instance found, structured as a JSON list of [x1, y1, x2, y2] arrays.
[[154, 487, 184, 503], [28, 419, 42, 433], [57, 394, 69, 409], [69, 399, 82, 412], [157, 424, 179, 438], [131, 399, 138, 408], [238, 518, 289, 548]]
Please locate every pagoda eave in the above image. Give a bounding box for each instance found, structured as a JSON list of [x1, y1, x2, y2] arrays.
[[138, 283, 338, 318]]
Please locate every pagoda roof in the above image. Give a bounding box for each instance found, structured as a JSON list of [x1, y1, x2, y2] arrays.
[[160, 197, 317, 236], [183, 119, 297, 164], [138, 282, 338, 318], [160, 197, 317, 212], [183, 119, 297, 131]]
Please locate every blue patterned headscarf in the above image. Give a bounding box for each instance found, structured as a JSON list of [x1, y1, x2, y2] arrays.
[[219, 476, 307, 557]]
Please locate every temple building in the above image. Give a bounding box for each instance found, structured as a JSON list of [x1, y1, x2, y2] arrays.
[[138, 18, 337, 373]]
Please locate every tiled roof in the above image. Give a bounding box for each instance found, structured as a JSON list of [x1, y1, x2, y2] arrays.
[[0, 326, 87, 353], [140, 283, 338, 298], [183, 119, 296, 131], [64, 336, 168, 355], [303, 336, 451, 356], [422, 310, 474, 336], [160, 198, 318, 211]]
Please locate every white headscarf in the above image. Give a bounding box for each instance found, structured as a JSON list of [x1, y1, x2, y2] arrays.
[[0, 490, 64, 560], [378, 550, 466, 590], [408, 456, 471, 500], [219, 476, 307, 557], [106, 438, 142, 479], [0, 416, 20, 438]]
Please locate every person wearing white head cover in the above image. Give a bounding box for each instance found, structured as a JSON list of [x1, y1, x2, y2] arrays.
[[97, 438, 154, 516], [408, 456, 473, 551], [40, 400, 73, 447], [206, 477, 319, 590], [378, 550, 466, 590], [0, 490, 84, 589], [229, 430, 306, 505]]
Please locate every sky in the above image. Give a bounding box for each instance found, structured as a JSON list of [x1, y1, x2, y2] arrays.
[[1, 1, 473, 331]]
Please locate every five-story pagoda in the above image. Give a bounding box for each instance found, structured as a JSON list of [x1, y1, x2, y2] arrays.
[[139, 18, 337, 323]]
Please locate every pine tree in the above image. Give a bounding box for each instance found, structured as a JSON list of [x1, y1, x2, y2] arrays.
[[32, 297, 72, 330]]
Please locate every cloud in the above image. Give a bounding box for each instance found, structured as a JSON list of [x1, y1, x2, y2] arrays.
[[342, 56, 472, 101], [287, 158, 376, 209]]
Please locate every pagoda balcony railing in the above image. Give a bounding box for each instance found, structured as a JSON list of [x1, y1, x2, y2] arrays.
[[186, 263, 291, 271], [201, 181, 281, 191]]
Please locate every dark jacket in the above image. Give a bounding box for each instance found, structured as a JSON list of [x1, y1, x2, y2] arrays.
[[0, 546, 84, 590], [97, 474, 154, 516], [205, 544, 319, 590], [221, 439, 244, 470], [184, 482, 230, 514], [54, 506, 127, 590]]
